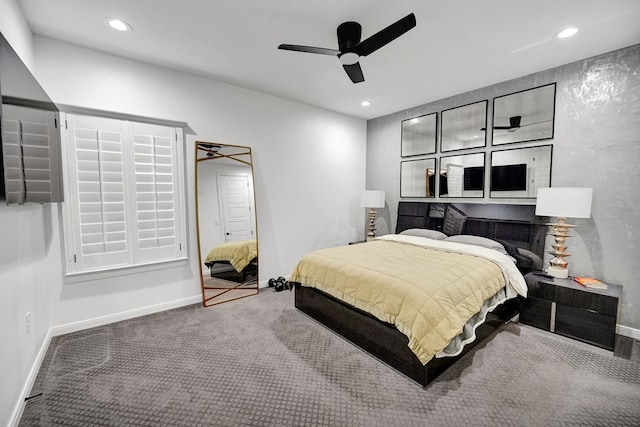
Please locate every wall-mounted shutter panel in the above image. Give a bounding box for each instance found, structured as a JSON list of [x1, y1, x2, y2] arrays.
[[62, 113, 184, 274], [130, 122, 179, 263], [1, 104, 62, 204], [66, 115, 130, 271]]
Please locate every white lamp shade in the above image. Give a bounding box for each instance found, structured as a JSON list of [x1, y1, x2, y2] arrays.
[[361, 190, 385, 208], [535, 187, 593, 218]]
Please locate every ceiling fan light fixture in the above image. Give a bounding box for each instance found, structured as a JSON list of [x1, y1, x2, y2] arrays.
[[339, 52, 360, 66], [557, 27, 578, 39], [107, 18, 131, 32]]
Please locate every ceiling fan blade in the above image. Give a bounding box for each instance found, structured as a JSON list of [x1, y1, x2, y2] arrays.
[[343, 63, 365, 83], [278, 44, 340, 56], [353, 13, 416, 57]]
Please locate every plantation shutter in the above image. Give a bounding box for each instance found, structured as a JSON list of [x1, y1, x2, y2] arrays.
[[1, 104, 62, 204], [62, 113, 185, 274], [130, 122, 182, 263], [65, 114, 130, 271]]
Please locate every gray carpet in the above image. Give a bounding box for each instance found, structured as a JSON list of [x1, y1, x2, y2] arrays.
[[20, 289, 640, 426]]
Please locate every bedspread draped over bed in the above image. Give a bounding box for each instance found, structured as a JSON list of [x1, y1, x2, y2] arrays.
[[204, 239, 257, 272], [289, 234, 527, 364]]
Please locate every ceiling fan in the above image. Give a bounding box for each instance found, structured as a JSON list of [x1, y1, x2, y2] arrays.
[[278, 13, 416, 83]]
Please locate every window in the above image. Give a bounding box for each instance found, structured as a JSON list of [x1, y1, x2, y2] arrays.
[[60, 113, 186, 274]]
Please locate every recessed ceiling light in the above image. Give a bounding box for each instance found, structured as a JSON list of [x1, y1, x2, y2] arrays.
[[361, 101, 371, 107], [107, 18, 131, 32], [557, 27, 578, 39]]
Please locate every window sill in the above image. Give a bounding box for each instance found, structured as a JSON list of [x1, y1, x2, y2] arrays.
[[63, 257, 190, 284]]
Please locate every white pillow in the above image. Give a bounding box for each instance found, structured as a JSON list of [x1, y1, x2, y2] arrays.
[[399, 228, 448, 240], [444, 235, 507, 254]]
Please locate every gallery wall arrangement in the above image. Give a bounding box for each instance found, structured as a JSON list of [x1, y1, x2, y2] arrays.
[[400, 83, 556, 202]]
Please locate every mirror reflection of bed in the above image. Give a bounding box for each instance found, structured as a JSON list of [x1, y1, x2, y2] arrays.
[[196, 142, 259, 306]]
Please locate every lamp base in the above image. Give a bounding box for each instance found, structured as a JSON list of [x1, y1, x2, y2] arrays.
[[546, 266, 569, 279], [367, 208, 377, 240]]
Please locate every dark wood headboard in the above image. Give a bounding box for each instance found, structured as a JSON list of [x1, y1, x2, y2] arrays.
[[396, 201, 545, 256]]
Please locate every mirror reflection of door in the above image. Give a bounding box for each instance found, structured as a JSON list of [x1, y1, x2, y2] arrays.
[[218, 174, 254, 242], [196, 142, 258, 307]]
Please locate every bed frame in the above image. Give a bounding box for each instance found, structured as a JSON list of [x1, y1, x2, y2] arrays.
[[293, 202, 543, 387]]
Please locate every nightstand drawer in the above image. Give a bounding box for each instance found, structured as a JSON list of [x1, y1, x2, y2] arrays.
[[555, 304, 616, 350], [524, 280, 557, 300], [553, 286, 619, 316], [519, 296, 552, 331], [525, 275, 620, 316]]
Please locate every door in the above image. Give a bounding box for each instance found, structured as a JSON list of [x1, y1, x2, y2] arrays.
[[218, 174, 253, 242]]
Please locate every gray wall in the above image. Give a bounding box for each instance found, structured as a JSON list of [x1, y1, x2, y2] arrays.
[[366, 44, 640, 332]]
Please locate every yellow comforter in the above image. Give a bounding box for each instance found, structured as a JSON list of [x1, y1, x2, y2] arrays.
[[290, 234, 527, 364], [204, 239, 257, 272]]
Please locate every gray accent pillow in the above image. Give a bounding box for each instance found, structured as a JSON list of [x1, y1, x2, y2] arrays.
[[399, 228, 448, 240], [444, 235, 507, 254], [517, 247, 543, 270]]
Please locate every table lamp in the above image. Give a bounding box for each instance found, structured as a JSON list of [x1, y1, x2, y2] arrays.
[[361, 190, 385, 240], [535, 187, 593, 278]]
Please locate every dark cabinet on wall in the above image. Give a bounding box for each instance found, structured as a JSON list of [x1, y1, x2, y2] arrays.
[[520, 272, 622, 351]]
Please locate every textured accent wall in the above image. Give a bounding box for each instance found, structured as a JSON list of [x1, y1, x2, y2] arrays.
[[366, 44, 640, 331]]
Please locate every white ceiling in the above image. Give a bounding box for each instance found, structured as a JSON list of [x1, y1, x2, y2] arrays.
[[18, 0, 640, 120]]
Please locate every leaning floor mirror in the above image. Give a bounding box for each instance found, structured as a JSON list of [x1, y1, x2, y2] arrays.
[[195, 141, 259, 307]]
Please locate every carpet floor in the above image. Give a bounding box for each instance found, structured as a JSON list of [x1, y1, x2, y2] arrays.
[[20, 289, 640, 426]]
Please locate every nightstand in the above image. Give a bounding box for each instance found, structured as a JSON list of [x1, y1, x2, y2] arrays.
[[519, 272, 622, 350]]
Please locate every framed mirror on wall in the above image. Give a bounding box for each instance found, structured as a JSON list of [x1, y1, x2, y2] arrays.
[[492, 83, 556, 145], [439, 152, 485, 198], [400, 158, 436, 198], [441, 100, 487, 152], [401, 113, 437, 157], [195, 141, 258, 307], [490, 144, 552, 198]]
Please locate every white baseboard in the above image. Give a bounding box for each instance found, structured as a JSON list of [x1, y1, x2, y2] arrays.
[[617, 324, 640, 340], [50, 295, 202, 337], [10, 329, 53, 427]]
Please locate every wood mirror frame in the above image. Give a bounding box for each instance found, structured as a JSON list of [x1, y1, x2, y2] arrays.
[[195, 141, 258, 307]]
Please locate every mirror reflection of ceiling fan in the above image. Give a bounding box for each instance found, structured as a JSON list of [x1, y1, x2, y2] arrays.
[[493, 115, 522, 131], [483, 115, 550, 133], [278, 13, 416, 83]]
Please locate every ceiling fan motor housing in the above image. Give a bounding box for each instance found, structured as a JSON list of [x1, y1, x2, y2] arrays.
[[337, 21, 362, 51]]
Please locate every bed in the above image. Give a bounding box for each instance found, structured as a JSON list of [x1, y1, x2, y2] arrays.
[[204, 239, 258, 283], [290, 202, 544, 386]]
